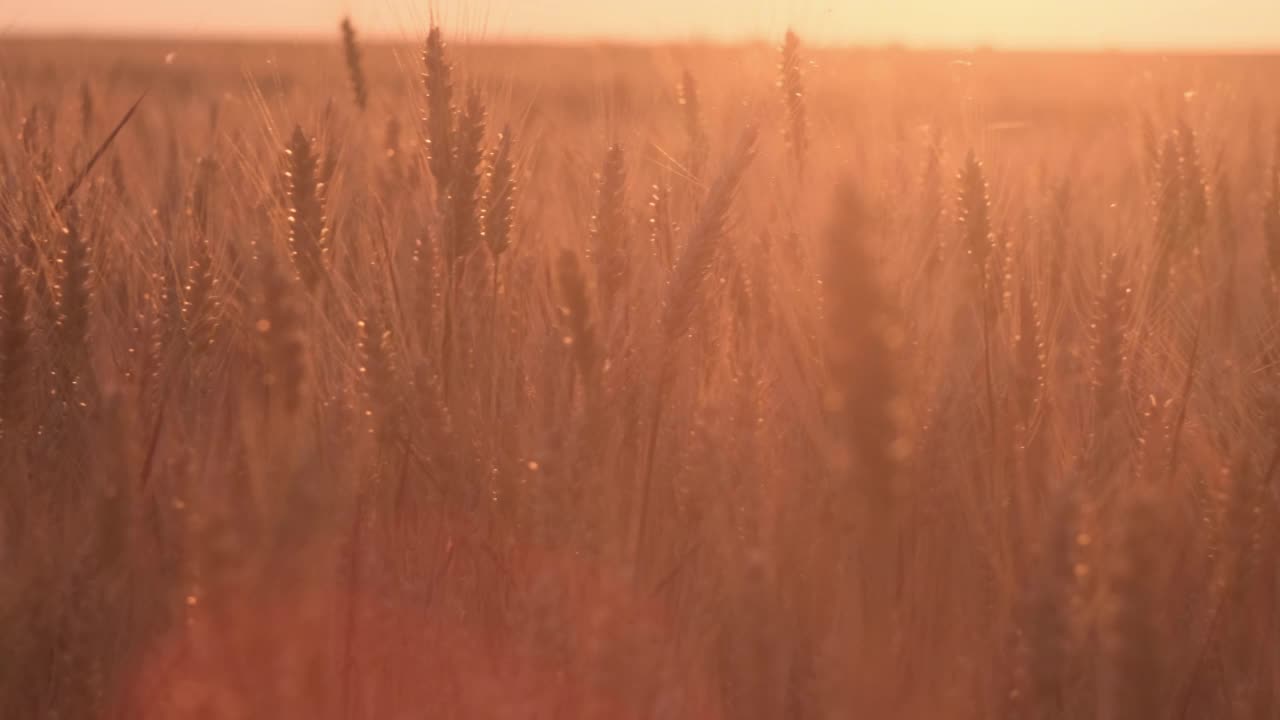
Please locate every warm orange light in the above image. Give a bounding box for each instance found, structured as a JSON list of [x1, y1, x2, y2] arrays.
[[7, 0, 1280, 48]]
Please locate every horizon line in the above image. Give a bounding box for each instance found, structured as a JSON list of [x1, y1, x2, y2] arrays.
[[6, 28, 1280, 56]]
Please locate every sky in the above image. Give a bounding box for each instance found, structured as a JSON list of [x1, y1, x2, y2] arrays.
[[5, 0, 1280, 49]]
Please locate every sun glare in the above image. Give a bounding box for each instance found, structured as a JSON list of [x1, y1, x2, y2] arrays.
[[7, 0, 1280, 48]]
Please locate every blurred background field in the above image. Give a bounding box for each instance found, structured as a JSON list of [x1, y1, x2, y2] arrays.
[[2, 24, 1280, 720]]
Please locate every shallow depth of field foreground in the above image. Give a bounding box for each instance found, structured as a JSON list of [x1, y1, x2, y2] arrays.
[[2, 24, 1280, 719]]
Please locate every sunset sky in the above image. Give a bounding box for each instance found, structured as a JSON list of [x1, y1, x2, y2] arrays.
[[6, 0, 1280, 48]]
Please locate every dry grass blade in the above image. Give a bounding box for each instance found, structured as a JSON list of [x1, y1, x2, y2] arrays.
[[662, 125, 757, 343], [55, 91, 147, 213]]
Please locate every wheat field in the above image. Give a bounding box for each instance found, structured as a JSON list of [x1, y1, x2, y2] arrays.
[[1, 26, 1279, 719]]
